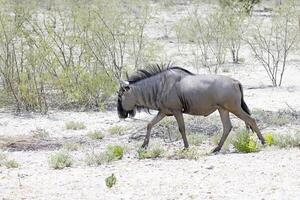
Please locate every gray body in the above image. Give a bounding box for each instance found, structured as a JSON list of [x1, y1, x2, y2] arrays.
[[118, 65, 265, 152]]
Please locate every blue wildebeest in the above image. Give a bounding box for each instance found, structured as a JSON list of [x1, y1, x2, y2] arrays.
[[117, 64, 265, 152]]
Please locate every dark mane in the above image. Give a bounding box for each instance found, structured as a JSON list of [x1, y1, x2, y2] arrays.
[[127, 63, 193, 84]]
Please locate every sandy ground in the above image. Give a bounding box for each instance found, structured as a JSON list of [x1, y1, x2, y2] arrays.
[[1, 1, 300, 200], [1, 149, 300, 200]]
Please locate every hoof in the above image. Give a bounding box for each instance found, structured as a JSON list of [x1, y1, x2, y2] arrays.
[[212, 147, 221, 153], [140, 143, 148, 150], [183, 146, 189, 151], [261, 138, 266, 145]]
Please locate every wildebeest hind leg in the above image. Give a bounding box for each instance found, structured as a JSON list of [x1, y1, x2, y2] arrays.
[[173, 111, 189, 149], [232, 108, 265, 144], [212, 108, 232, 153], [141, 111, 165, 149]]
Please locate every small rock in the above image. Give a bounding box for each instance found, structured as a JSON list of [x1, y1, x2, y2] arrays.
[[206, 165, 214, 170]]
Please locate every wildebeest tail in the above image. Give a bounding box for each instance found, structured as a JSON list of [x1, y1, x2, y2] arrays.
[[238, 82, 253, 132], [238, 82, 251, 115]]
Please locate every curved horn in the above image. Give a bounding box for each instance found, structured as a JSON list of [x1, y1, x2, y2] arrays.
[[120, 80, 129, 87]]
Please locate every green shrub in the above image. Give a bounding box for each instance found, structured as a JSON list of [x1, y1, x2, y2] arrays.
[[85, 145, 124, 166], [4, 159, 20, 168], [105, 174, 117, 188], [87, 130, 104, 140], [232, 130, 258, 153], [264, 133, 275, 145], [137, 145, 164, 159], [49, 151, 73, 169], [65, 121, 86, 130], [108, 145, 124, 160]]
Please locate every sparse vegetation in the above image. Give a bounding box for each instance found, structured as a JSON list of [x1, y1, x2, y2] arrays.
[[65, 121, 86, 130], [137, 144, 164, 159], [31, 128, 49, 139], [87, 130, 104, 140], [187, 134, 207, 146], [253, 109, 293, 126], [0, 152, 19, 168], [246, 0, 300, 86], [105, 174, 117, 188], [4, 159, 20, 168], [85, 145, 124, 166], [171, 147, 202, 160], [219, 0, 261, 14], [264, 133, 275, 146], [63, 142, 81, 151], [272, 133, 300, 148], [0, 0, 157, 112], [211, 132, 234, 150], [232, 130, 258, 153], [49, 151, 73, 169], [108, 125, 126, 135], [0, 152, 7, 166], [108, 145, 124, 160]]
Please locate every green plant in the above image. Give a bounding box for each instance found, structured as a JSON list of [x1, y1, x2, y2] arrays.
[[108, 145, 124, 160], [85, 145, 124, 166], [137, 145, 164, 159], [63, 142, 81, 151], [4, 159, 20, 168], [87, 130, 104, 140], [0, 0, 155, 112], [232, 130, 258, 153], [105, 174, 117, 188], [108, 125, 126, 135], [264, 133, 275, 145], [65, 121, 86, 130], [49, 151, 73, 169]]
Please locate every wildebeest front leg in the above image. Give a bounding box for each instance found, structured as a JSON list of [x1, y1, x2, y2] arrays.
[[174, 111, 189, 149], [141, 111, 165, 149], [213, 108, 232, 153]]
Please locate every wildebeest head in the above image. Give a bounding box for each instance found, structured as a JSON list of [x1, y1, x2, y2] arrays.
[[117, 80, 136, 119]]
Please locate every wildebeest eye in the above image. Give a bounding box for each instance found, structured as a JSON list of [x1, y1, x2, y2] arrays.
[[124, 86, 130, 91]]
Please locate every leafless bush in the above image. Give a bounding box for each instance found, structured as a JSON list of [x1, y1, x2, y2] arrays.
[[245, 0, 299, 86]]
